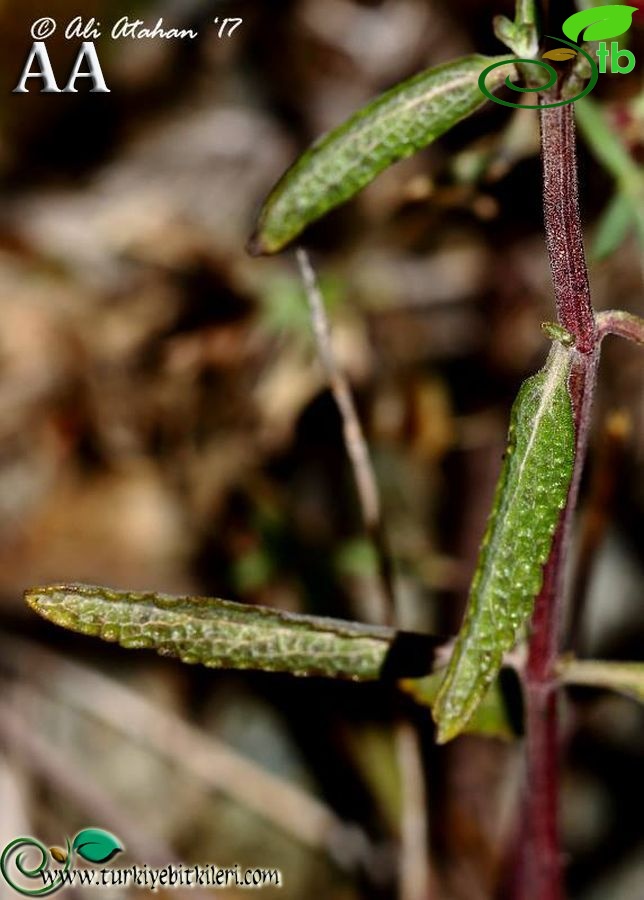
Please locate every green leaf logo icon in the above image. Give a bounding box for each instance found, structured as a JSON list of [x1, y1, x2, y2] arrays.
[[562, 5, 638, 43], [71, 828, 123, 864], [542, 48, 578, 62]]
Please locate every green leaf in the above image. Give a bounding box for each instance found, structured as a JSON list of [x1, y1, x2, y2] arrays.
[[401, 671, 515, 740], [558, 657, 644, 704], [25, 583, 400, 680], [576, 97, 644, 259], [541, 322, 575, 347], [433, 343, 575, 743], [562, 6, 637, 43], [592, 193, 635, 260], [72, 829, 122, 864], [576, 97, 640, 185], [248, 55, 516, 255]]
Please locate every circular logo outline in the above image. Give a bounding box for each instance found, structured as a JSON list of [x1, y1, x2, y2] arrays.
[[479, 36, 599, 110]]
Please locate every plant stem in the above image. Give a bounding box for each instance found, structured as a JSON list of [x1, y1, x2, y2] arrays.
[[514, 102, 599, 900], [596, 309, 644, 345], [396, 721, 435, 900], [540, 106, 597, 353], [568, 411, 630, 654]]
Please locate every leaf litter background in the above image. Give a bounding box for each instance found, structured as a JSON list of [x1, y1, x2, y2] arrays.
[[0, 1, 642, 898]]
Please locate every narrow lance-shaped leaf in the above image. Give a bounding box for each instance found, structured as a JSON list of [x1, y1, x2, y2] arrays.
[[575, 97, 644, 259], [401, 671, 516, 741], [248, 55, 516, 255], [592, 192, 635, 262], [25, 583, 400, 680], [25, 584, 521, 740], [433, 341, 576, 743]]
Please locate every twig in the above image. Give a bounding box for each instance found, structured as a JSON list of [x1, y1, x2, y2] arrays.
[[0, 689, 175, 867], [295, 247, 395, 627], [396, 722, 433, 900], [0, 635, 376, 869], [295, 247, 433, 900]]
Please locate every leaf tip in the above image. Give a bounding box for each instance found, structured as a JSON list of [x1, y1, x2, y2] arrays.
[[23, 587, 49, 613], [541, 321, 576, 347], [432, 688, 467, 743], [246, 230, 270, 257], [433, 715, 463, 745], [24, 584, 73, 612]]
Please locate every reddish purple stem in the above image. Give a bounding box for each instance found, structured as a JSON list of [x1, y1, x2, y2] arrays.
[[514, 103, 599, 900], [540, 105, 597, 353]]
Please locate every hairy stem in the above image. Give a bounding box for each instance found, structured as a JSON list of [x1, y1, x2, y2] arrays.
[[540, 106, 597, 353], [515, 102, 598, 900]]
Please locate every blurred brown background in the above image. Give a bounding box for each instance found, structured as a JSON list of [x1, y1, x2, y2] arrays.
[[0, 1, 642, 898]]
